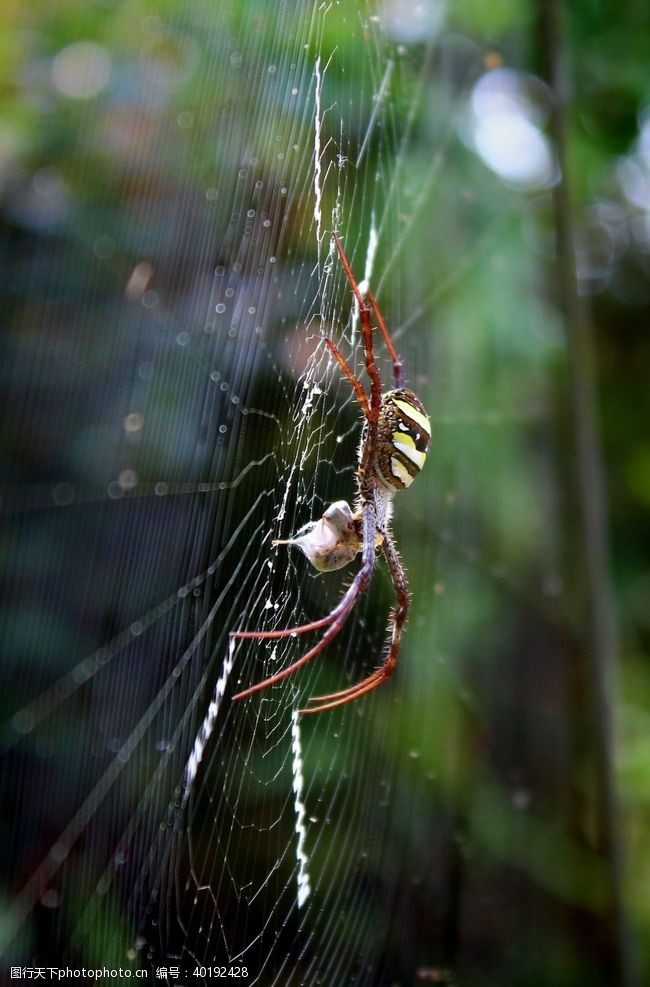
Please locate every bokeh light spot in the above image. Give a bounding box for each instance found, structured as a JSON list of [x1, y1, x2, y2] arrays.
[[52, 41, 111, 100]]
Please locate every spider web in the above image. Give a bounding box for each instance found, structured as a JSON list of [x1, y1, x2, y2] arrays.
[[1, 2, 568, 984]]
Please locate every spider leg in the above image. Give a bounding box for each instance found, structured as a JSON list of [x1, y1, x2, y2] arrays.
[[232, 595, 362, 701], [367, 289, 405, 389], [299, 673, 386, 714], [233, 501, 377, 702], [305, 666, 385, 703], [231, 611, 347, 642], [324, 337, 370, 418], [300, 528, 409, 714], [333, 233, 382, 416]]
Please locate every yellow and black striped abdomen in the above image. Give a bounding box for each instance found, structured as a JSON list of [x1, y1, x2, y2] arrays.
[[375, 388, 431, 491]]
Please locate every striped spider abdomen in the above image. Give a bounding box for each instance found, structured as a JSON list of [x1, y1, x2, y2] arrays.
[[374, 388, 431, 491]]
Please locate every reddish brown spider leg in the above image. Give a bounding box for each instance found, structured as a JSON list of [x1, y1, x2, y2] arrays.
[[301, 530, 409, 714], [232, 503, 378, 702], [367, 288, 405, 389], [305, 665, 386, 703], [231, 610, 342, 642], [323, 337, 370, 418], [332, 233, 382, 414], [233, 593, 362, 701]]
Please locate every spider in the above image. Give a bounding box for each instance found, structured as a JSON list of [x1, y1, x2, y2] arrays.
[[231, 233, 431, 714]]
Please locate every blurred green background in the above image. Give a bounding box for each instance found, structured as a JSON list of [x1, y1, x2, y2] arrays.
[[1, 1, 649, 984]]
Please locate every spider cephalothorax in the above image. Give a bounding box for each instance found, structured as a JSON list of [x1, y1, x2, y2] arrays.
[[232, 233, 430, 713]]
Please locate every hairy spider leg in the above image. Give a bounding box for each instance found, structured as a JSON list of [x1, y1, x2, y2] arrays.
[[366, 289, 405, 389], [332, 233, 382, 420], [302, 530, 409, 713], [323, 337, 370, 418], [232, 502, 377, 702]]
